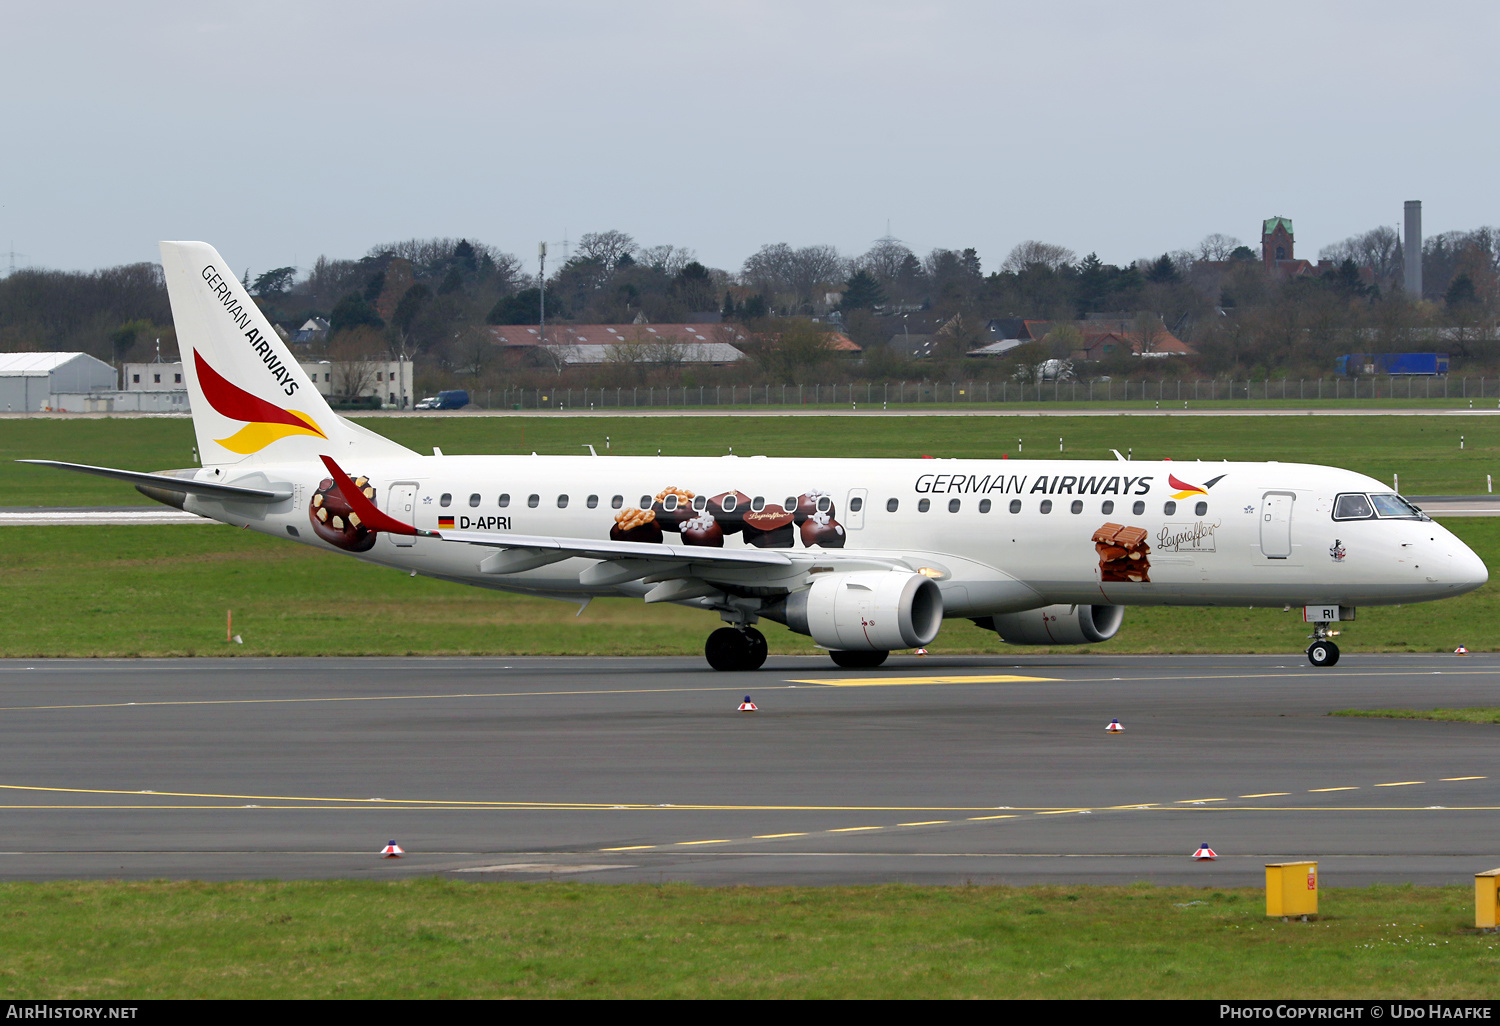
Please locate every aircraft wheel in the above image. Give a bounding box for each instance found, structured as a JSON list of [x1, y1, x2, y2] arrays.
[[706, 627, 762, 671], [829, 649, 889, 669], [1306, 641, 1340, 667], [743, 627, 768, 671]]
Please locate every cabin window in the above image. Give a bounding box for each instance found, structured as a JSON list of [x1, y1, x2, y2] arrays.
[[719, 494, 737, 512], [887, 498, 899, 512], [611, 495, 623, 509], [439, 493, 452, 507], [528, 494, 540, 508], [751, 496, 766, 512], [693, 495, 707, 511], [918, 498, 931, 512], [978, 499, 991, 513], [468, 493, 480, 507], [1071, 500, 1083, 514], [1163, 501, 1177, 515], [1132, 500, 1145, 515], [1195, 501, 1208, 516], [850, 496, 864, 512], [948, 498, 961, 512], [557, 495, 569, 508], [1040, 500, 1053, 514], [640, 495, 651, 509], [587, 495, 599, 509], [816, 496, 831, 512], [1101, 500, 1114, 514], [498, 494, 510, 508], [662, 494, 679, 511], [1009, 499, 1022, 513]]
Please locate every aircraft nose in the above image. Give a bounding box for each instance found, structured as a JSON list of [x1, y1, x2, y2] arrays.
[[1452, 542, 1489, 594]]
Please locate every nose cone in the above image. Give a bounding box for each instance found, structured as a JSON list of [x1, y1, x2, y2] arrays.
[[1453, 542, 1490, 596]]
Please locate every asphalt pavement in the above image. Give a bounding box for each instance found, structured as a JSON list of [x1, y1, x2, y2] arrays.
[[0, 653, 1496, 886]]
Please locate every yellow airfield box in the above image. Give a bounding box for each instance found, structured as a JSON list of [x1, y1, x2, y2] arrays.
[[1266, 861, 1319, 917], [1475, 869, 1500, 929]]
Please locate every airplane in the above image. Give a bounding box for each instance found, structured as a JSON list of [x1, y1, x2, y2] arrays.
[[21, 242, 1490, 671]]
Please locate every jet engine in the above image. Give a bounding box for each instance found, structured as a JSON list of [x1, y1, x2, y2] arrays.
[[767, 571, 944, 652], [976, 604, 1124, 645]]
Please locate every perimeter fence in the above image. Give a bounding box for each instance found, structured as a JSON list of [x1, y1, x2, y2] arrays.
[[472, 376, 1500, 410]]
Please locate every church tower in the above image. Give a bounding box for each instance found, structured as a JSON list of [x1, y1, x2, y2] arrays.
[[1262, 216, 1294, 269]]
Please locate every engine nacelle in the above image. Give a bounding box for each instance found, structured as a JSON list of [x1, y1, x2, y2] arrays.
[[773, 571, 944, 652], [978, 604, 1124, 646]]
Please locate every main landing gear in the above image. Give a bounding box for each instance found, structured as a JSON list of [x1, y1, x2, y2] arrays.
[[705, 626, 767, 672], [1306, 622, 1340, 667]]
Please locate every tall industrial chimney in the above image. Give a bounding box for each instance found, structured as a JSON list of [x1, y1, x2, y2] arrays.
[[1404, 200, 1422, 298]]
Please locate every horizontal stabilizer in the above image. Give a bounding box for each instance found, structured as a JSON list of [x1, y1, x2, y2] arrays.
[[17, 460, 291, 502]]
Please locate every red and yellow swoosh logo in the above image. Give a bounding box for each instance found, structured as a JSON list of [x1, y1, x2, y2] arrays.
[[195, 350, 326, 453], [1169, 473, 1226, 500]]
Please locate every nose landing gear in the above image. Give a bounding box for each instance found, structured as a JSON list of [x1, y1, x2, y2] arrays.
[[705, 626, 768, 671], [1306, 622, 1340, 667]]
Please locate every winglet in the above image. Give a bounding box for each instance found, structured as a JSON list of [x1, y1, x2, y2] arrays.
[[319, 455, 425, 536]]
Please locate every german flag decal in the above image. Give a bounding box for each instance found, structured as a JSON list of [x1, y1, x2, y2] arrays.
[[195, 350, 326, 453], [438, 516, 455, 529]]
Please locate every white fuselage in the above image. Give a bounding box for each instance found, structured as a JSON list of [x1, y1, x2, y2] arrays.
[[183, 454, 1488, 617]]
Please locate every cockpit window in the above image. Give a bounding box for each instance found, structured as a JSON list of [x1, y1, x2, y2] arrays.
[[1369, 493, 1427, 519], [1333, 493, 1374, 520]]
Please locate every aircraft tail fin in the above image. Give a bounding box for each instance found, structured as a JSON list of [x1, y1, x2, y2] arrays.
[[159, 241, 415, 467]]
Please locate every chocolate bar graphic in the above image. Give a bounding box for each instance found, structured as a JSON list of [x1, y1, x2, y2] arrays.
[[1094, 523, 1151, 583]]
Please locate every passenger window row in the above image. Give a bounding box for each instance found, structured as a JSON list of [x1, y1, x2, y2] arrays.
[[435, 491, 1206, 518]]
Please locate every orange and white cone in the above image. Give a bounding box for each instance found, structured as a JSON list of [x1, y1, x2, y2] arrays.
[[1105, 719, 1124, 733], [1192, 843, 1217, 861], [738, 696, 757, 712], [1455, 645, 1470, 654], [381, 840, 404, 858], [914, 648, 929, 656]]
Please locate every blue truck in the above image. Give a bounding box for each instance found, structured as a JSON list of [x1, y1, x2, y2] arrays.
[[1335, 353, 1449, 376], [414, 389, 470, 410]]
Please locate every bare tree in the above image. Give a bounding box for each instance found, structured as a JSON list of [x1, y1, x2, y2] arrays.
[[856, 236, 914, 284], [636, 244, 696, 277], [327, 326, 384, 398], [1196, 234, 1244, 261], [577, 230, 637, 269], [1321, 226, 1402, 289], [1001, 240, 1076, 273]]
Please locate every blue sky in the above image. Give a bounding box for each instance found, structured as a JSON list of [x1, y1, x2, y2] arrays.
[[3, 0, 1495, 279]]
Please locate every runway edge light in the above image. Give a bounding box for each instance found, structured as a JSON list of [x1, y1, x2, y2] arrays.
[[1193, 844, 1217, 861], [381, 840, 404, 858], [1106, 718, 1124, 733], [738, 696, 757, 712]]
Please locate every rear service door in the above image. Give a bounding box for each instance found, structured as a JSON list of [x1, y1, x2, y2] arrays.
[[845, 488, 868, 530], [1259, 492, 1295, 559], [387, 483, 419, 546]]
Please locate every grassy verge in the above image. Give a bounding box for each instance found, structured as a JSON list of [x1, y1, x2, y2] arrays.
[[1, 519, 1494, 657], [1331, 708, 1500, 724], [4, 413, 1499, 506], [0, 880, 1491, 999]]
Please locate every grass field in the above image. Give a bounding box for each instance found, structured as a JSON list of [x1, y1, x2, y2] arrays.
[[1, 415, 1495, 657], [0, 880, 1493, 999], [1331, 707, 1500, 724], [4, 412, 1500, 506], [1, 518, 1494, 657]]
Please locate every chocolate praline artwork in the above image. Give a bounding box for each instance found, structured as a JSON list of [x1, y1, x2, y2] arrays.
[[309, 474, 377, 552], [800, 510, 846, 548]]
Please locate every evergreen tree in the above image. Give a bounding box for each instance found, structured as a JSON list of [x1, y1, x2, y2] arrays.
[[329, 292, 384, 336], [841, 269, 885, 310]]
